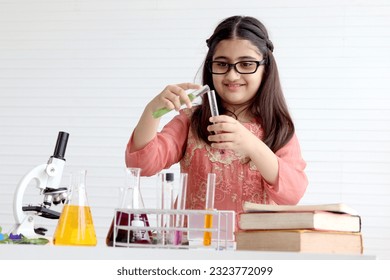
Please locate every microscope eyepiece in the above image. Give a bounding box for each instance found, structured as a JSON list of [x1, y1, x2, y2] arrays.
[[53, 131, 69, 160]]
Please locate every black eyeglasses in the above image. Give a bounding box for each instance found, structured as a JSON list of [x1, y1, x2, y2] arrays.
[[207, 59, 266, 75]]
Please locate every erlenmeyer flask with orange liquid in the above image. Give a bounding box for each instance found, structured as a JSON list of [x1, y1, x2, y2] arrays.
[[53, 169, 97, 246]]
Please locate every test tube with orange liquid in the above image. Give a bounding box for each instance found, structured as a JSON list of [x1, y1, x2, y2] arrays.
[[203, 173, 216, 246]]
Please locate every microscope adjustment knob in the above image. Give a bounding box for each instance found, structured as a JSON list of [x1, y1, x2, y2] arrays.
[[43, 194, 53, 207], [45, 163, 57, 177]]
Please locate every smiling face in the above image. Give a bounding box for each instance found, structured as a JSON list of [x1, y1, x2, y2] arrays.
[[212, 39, 265, 112]]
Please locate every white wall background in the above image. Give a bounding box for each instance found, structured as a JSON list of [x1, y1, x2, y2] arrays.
[[0, 0, 389, 259]]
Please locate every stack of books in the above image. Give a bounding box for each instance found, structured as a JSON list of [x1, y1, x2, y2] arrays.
[[236, 201, 363, 254]]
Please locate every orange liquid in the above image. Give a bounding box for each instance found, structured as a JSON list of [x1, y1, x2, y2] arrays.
[[203, 214, 213, 246], [53, 205, 97, 246]]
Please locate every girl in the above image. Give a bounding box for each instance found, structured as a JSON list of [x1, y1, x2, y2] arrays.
[[126, 16, 308, 215]]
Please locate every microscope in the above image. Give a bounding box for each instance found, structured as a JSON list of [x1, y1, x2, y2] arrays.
[[12, 131, 69, 238]]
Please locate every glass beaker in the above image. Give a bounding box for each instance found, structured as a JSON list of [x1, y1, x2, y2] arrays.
[[105, 167, 151, 246], [53, 170, 97, 246]]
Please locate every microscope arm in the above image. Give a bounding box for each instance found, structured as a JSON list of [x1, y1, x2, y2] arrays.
[[13, 164, 48, 224], [13, 157, 65, 224]]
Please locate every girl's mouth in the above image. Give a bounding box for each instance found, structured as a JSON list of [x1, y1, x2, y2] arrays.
[[224, 83, 244, 90]]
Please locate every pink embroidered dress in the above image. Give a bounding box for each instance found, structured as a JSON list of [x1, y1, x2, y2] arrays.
[[126, 108, 307, 215]]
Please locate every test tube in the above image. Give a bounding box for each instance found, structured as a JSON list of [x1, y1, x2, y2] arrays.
[[173, 173, 188, 245], [203, 173, 216, 246], [155, 173, 165, 244], [207, 90, 219, 118], [153, 85, 210, 118], [158, 173, 174, 245]]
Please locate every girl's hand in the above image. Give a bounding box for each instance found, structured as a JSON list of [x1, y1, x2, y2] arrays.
[[207, 115, 258, 157], [147, 83, 202, 113]]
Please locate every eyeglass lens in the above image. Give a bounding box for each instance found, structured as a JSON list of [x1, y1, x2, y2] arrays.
[[210, 61, 261, 74]]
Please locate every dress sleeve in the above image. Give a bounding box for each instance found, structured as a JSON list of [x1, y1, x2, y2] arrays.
[[125, 110, 190, 176], [263, 133, 308, 205]]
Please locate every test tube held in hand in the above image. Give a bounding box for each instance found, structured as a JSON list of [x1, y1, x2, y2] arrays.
[[203, 173, 216, 246], [152, 85, 210, 118], [207, 90, 219, 118]]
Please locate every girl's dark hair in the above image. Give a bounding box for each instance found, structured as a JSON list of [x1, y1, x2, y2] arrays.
[[191, 15, 294, 152]]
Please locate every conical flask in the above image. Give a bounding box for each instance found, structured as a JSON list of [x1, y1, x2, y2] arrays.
[[53, 170, 97, 246], [105, 167, 151, 246]]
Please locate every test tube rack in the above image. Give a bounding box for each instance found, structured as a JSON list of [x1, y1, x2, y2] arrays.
[[112, 208, 235, 250]]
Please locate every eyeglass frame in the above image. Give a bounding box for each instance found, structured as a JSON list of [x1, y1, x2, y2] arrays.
[[207, 59, 267, 75]]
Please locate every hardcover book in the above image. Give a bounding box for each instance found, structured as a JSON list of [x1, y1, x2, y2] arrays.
[[242, 201, 359, 216], [235, 230, 363, 254], [238, 210, 361, 232]]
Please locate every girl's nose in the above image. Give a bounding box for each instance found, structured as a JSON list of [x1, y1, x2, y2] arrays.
[[225, 67, 241, 80]]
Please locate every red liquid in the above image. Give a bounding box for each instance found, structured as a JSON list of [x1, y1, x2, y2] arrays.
[[173, 231, 182, 245], [106, 211, 152, 246]]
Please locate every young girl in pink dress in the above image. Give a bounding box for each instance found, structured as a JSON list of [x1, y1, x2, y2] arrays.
[[126, 16, 308, 216]]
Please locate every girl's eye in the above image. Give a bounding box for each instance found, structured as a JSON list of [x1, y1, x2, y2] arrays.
[[216, 62, 228, 67], [240, 62, 255, 68]]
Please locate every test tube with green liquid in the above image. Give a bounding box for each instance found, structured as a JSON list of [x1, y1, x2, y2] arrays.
[[152, 85, 210, 118], [203, 173, 216, 246]]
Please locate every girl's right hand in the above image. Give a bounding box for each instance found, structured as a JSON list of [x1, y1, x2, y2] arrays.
[[147, 83, 202, 114]]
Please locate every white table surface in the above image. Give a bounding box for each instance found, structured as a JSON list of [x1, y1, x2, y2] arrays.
[[0, 242, 375, 260]]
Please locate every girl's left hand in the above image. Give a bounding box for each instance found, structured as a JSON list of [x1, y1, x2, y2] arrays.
[[207, 115, 258, 157]]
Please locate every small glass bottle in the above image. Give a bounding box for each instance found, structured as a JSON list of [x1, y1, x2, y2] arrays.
[[156, 172, 175, 245], [106, 167, 151, 246], [53, 170, 97, 246], [164, 173, 175, 244]]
